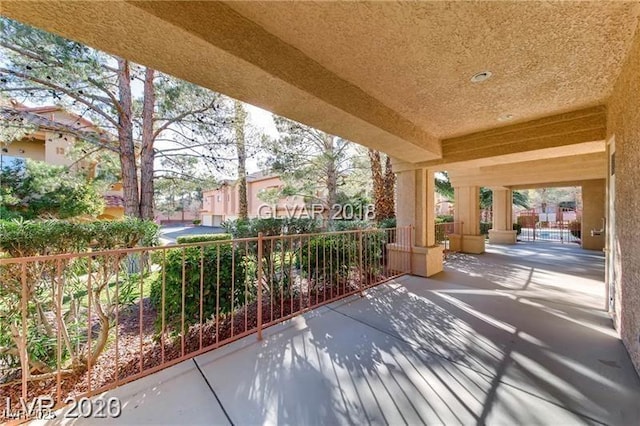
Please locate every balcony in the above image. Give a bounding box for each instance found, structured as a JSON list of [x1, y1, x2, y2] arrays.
[[3, 236, 639, 424]]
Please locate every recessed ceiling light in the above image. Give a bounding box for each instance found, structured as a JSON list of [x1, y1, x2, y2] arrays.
[[498, 114, 514, 122], [470, 71, 492, 83]]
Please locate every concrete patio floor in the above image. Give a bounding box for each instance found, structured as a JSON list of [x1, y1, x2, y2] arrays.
[[44, 242, 640, 425]]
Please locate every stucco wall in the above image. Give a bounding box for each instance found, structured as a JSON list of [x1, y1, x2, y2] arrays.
[[581, 179, 606, 251], [1, 138, 45, 162], [607, 20, 640, 375]]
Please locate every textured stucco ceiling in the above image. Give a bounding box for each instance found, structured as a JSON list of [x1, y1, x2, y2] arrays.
[[228, 1, 640, 138], [2, 1, 639, 163]]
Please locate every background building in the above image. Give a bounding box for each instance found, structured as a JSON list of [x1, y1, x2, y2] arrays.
[[1, 100, 125, 219]]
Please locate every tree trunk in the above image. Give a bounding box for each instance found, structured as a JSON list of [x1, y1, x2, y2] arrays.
[[116, 58, 140, 218], [140, 67, 156, 221], [368, 149, 385, 221], [382, 154, 396, 219], [324, 134, 337, 215], [234, 100, 248, 220]]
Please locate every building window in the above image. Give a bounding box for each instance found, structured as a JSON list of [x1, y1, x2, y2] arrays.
[[56, 147, 65, 155], [217, 195, 221, 202]]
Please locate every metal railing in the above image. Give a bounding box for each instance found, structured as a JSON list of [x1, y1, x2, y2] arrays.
[[435, 221, 463, 255], [0, 226, 411, 420]]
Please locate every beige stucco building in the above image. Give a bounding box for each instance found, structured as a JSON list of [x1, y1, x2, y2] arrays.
[[1, 101, 125, 219], [201, 172, 307, 226], [4, 1, 640, 375]]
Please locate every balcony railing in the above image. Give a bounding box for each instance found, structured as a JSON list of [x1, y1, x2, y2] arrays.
[[0, 226, 411, 420], [435, 221, 462, 254]]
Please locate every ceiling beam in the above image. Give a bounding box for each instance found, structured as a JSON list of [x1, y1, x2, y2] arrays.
[[447, 152, 606, 188], [394, 106, 606, 171]]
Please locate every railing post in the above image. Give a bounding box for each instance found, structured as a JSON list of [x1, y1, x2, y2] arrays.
[[409, 225, 414, 275], [257, 232, 263, 341], [358, 229, 364, 296], [20, 262, 28, 401]]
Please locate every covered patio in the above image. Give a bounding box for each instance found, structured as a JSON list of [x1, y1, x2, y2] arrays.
[[45, 242, 640, 425]]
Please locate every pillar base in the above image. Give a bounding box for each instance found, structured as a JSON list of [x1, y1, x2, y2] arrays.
[[386, 244, 443, 277], [488, 229, 517, 244], [448, 234, 486, 254]]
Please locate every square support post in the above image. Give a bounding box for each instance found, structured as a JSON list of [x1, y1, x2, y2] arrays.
[[393, 167, 443, 277], [489, 187, 517, 244], [449, 185, 486, 253]]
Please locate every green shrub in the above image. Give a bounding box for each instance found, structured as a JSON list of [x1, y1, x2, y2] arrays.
[[192, 219, 201, 225], [377, 217, 397, 229], [513, 223, 522, 235], [176, 233, 232, 244], [284, 218, 321, 234], [436, 215, 454, 224], [299, 234, 357, 282], [326, 220, 373, 232], [0, 159, 105, 219], [0, 218, 158, 379], [150, 243, 248, 332], [0, 217, 159, 257], [299, 230, 386, 282], [222, 217, 320, 238], [480, 222, 493, 235]]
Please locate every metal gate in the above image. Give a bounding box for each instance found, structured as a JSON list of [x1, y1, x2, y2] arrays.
[[516, 207, 581, 243]]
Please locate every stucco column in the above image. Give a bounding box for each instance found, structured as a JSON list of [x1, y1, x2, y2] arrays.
[[449, 185, 486, 253], [394, 167, 443, 277], [489, 187, 517, 244], [581, 179, 606, 251]]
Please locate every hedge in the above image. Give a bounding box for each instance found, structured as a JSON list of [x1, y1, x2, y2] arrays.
[[176, 233, 232, 244], [0, 218, 159, 257], [149, 243, 247, 331], [222, 217, 320, 238]]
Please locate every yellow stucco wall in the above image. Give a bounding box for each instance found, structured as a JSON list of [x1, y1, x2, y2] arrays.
[[581, 179, 606, 251], [1, 138, 45, 162], [607, 21, 640, 375]]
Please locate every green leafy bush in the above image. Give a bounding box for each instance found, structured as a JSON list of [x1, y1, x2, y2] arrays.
[[377, 217, 397, 229], [0, 218, 159, 381], [436, 215, 454, 224], [298, 230, 387, 285], [513, 223, 522, 235], [480, 222, 493, 235], [299, 234, 358, 282], [176, 233, 232, 244], [284, 218, 321, 234], [222, 217, 320, 238], [192, 219, 201, 225], [149, 243, 248, 331], [0, 159, 105, 219], [326, 220, 373, 232], [0, 217, 159, 257]]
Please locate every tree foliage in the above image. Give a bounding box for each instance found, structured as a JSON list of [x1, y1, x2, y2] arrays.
[[0, 18, 234, 219], [0, 159, 105, 219], [262, 116, 353, 212]]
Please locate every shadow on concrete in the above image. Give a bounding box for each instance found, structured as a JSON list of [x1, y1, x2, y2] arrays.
[[195, 242, 639, 425]]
